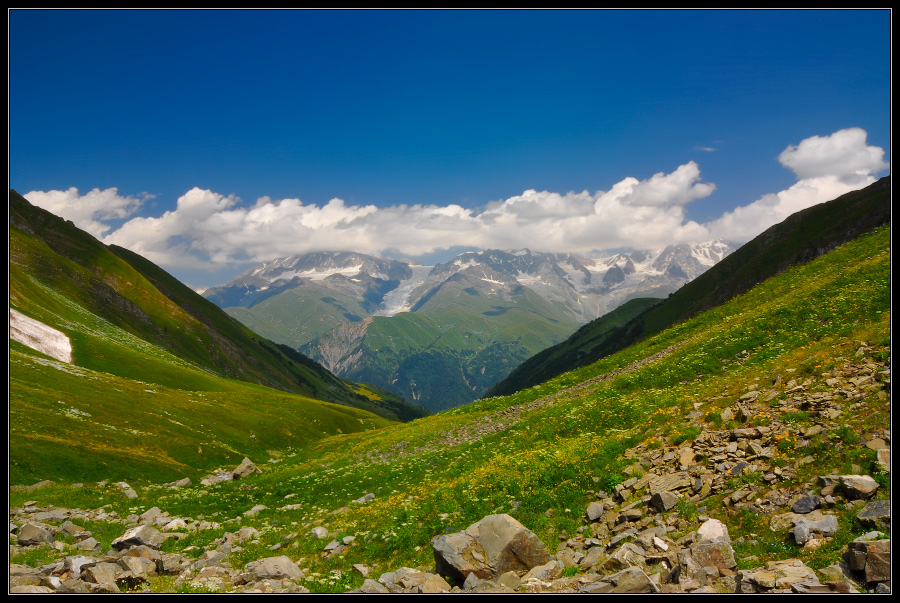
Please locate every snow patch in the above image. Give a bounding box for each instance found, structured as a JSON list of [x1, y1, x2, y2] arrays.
[[9, 309, 73, 363]]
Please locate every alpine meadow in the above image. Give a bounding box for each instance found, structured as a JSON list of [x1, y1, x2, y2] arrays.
[[8, 9, 892, 594], [9, 178, 891, 593]]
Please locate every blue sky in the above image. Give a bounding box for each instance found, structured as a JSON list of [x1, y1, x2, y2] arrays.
[[10, 10, 891, 287]]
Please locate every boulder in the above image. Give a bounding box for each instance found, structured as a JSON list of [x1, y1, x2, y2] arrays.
[[839, 475, 879, 499], [791, 495, 821, 514], [81, 562, 122, 585], [243, 556, 303, 581], [232, 457, 262, 479], [586, 501, 605, 521], [432, 514, 550, 583], [738, 559, 818, 592], [793, 515, 839, 546], [604, 566, 660, 593], [856, 499, 891, 530], [16, 523, 54, 546], [697, 518, 730, 543], [650, 491, 680, 513], [649, 473, 692, 495], [111, 525, 165, 550]]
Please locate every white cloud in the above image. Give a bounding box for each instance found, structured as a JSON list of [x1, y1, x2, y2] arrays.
[[23, 187, 148, 238], [778, 127, 889, 184], [24, 128, 888, 277], [707, 128, 888, 242]]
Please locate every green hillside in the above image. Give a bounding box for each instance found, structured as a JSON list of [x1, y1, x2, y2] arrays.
[[10, 219, 890, 593], [9, 190, 427, 423], [302, 272, 582, 410], [488, 176, 891, 397]]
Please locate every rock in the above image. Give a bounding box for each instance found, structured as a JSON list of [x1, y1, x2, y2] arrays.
[[697, 518, 730, 543], [10, 585, 55, 593], [599, 542, 645, 573], [353, 493, 375, 504], [352, 563, 371, 578], [243, 556, 303, 581], [432, 514, 550, 583], [118, 556, 157, 578], [356, 578, 390, 593], [680, 541, 737, 581], [650, 491, 680, 513], [111, 525, 165, 550], [232, 457, 262, 480], [769, 509, 830, 532], [16, 522, 54, 546], [863, 544, 891, 583], [847, 537, 891, 583], [679, 447, 698, 467], [792, 495, 821, 514], [856, 499, 891, 530], [75, 537, 102, 553], [139, 506, 165, 523], [876, 449, 890, 472], [586, 501, 605, 521], [81, 562, 122, 585], [311, 526, 329, 539], [604, 566, 660, 593], [793, 515, 839, 546], [738, 559, 818, 592], [522, 559, 563, 581], [243, 504, 268, 517], [649, 473, 692, 495], [839, 475, 880, 499]]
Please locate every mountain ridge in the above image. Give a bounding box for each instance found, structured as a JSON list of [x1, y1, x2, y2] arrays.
[[488, 175, 891, 398]]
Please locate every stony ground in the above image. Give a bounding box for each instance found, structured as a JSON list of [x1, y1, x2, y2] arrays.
[[9, 349, 890, 593]]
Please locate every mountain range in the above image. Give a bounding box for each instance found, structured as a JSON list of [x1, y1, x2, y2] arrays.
[[204, 242, 733, 410]]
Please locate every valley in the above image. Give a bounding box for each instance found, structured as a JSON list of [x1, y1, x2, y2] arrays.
[[205, 243, 734, 410], [10, 219, 891, 593], [8, 179, 891, 593]]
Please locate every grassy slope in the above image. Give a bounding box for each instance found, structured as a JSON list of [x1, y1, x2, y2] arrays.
[[9, 190, 427, 422], [10, 250, 398, 483], [303, 273, 583, 410], [12, 223, 890, 592], [489, 176, 891, 397]]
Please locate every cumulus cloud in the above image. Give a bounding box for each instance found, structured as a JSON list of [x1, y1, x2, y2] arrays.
[[778, 127, 889, 184], [706, 128, 889, 242], [23, 187, 148, 238], [93, 162, 715, 269], [24, 128, 888, 277]]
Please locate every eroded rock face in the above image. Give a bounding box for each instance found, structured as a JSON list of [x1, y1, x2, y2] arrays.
[[432, 514, 550, 583]]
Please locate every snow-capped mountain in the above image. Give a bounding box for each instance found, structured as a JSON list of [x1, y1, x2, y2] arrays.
[[205, 242, 733, 343], [203, 242, 732, 411]]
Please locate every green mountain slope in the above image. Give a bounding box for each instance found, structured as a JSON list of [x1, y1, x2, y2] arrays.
[[9, 190, 427, 423], [10, 220, 890, 593], [488, 176, 891, 397], [301, 270, 582, 410]]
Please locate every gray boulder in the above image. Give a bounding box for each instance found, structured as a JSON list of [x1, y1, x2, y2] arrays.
[[793, 515, 839, 546], [111, 525, 165, 550], [432, 514, 550, 583], [856, 499, 890, 530], [243, 555, 303, 581], [232, 457, 262, 479], [840, 475, 880, 499], [16, 523, 54, 547]]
